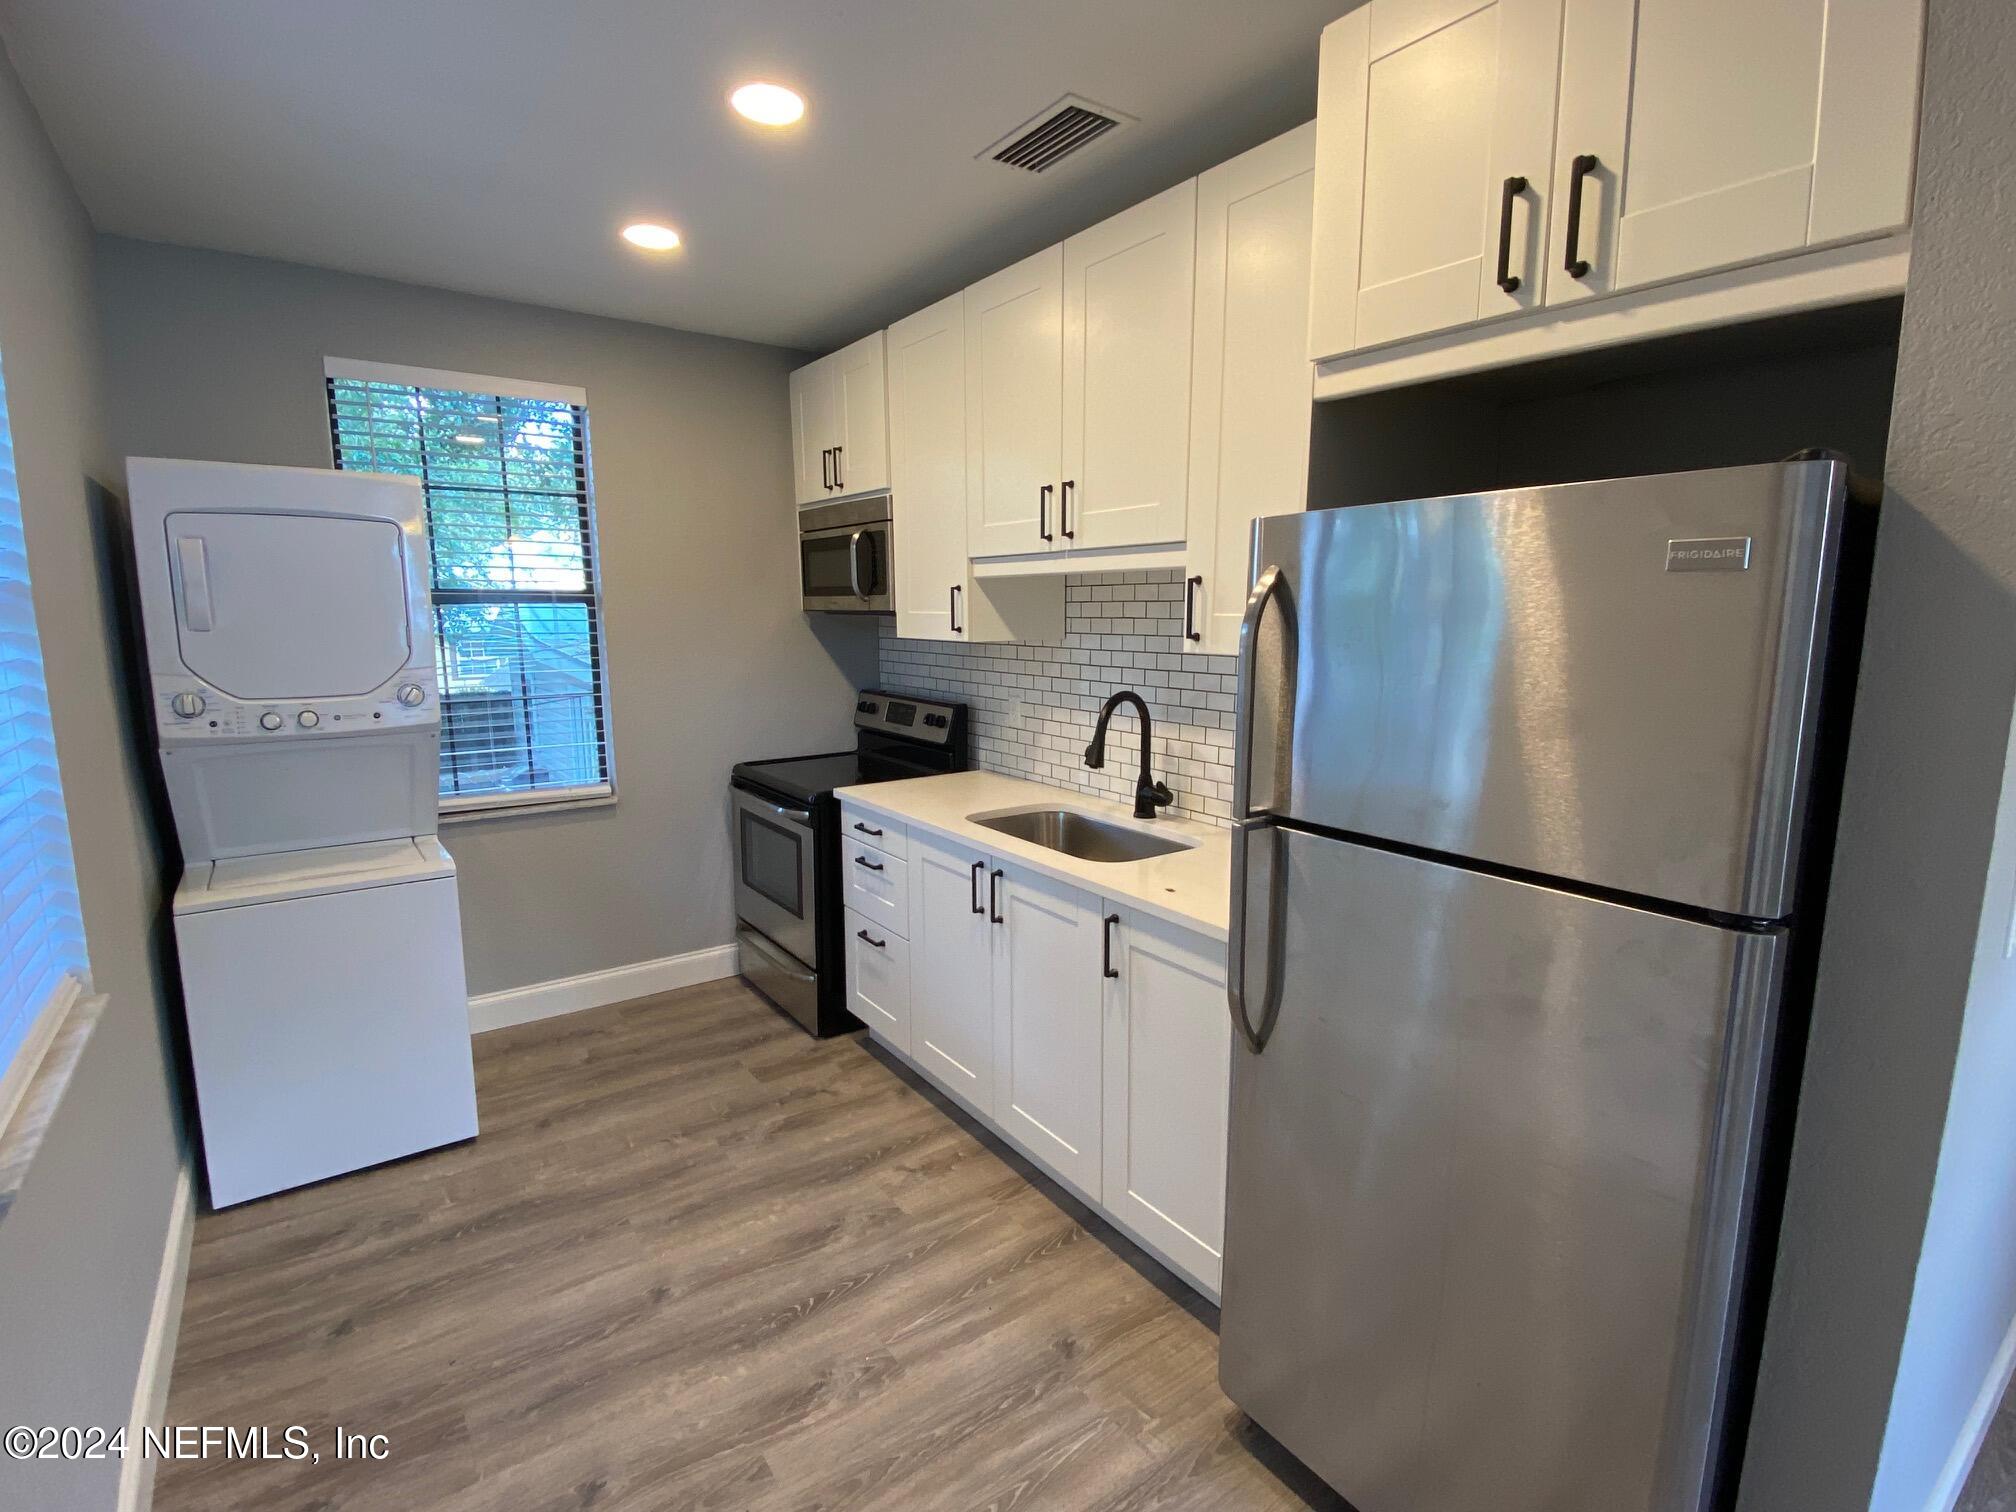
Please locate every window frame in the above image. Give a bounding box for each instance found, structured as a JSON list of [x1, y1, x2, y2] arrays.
[[323, 357, 618, 818]]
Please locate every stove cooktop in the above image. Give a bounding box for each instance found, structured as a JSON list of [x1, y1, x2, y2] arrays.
[[730, 752, 863, 809]]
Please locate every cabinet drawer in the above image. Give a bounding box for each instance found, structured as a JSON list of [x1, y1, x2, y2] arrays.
[[846, 907, 910, 1049], [840, 804, 907, 861], [845, 837, 908, 933]]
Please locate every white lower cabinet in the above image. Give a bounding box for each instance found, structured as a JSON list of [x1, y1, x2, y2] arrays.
[[854, 817, 1230, 1298], [1101, 905, 1232, 1297], [905, 831, 996, 1116], [846, 907, 910, 1050], [990, 860, 1106, 1198]]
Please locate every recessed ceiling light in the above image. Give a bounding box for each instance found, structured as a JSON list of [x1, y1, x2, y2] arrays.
[[730, 82, 805, 127], [621, 222, 682, 252]]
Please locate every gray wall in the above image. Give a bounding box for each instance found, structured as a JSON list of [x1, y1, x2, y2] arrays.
[[1739, 0, 2016, 1506], [0, 42, 186, 1512], [94, 237, 879, 996]]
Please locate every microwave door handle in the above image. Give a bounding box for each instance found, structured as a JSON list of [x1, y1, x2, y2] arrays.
[[175, 536, 215, 632], [847, 530, 866, 600]]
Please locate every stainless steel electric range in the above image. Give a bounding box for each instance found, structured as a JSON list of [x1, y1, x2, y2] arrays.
[[730, 690, 967, 1035]]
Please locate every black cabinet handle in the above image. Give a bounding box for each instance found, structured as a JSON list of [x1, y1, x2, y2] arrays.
[[1564, 154, 1599, 280], [1184, 575, 1203, 642], [852, 820, 882, 837], [1496, 175, 1528, 293], [821, 447, 833, 490], [949, 584, 963, 634], [1061, 480, 1076, 539], [970, 859, 985, 914], [857, 928, 886, 949], [989, 868, 1003, 924], [854, 854, 884, 872], [1039, 484, 1054, 543], [1103, 913, 1120, 979]]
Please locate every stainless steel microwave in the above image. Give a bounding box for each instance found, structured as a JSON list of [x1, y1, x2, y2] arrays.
[[800, 496, 893, 613]]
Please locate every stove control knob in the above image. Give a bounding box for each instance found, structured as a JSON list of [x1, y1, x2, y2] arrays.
[[297, 710, 320, 729], [170, 692, 205, 719], [397, 683, 426, 707], [259, 712, 283, 731]]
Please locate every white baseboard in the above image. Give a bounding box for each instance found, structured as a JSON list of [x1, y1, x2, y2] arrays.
[[1926, 1307, 2016, 1512], [118, 1160, 195, 1512], [467, 943, 740, 1034]]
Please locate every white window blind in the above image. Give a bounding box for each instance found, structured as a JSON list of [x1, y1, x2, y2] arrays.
[[325, 361, 614, 812], [0, 352, 87, 1089]]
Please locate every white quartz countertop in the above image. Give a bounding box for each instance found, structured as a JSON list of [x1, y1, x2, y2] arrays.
[[834, 770, 1232, 943]]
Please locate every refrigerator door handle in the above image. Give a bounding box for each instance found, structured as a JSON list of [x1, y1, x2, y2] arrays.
[[1227, 816, 1287, 1053], [1232, 563, 1293, 820]]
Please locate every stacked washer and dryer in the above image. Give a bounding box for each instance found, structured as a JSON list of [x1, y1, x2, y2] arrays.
[[129, 458, 478, 1208]]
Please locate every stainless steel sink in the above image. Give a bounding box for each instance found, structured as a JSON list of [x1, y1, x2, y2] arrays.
[[971, 808, 1193, 863]]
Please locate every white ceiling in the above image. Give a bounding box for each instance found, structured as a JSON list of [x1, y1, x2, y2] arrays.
[[0, 0, 1350, 352]]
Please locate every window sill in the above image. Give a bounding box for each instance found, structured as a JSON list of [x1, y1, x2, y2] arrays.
[[440, 789, 617, 824], [0, 979, 106, 1226]]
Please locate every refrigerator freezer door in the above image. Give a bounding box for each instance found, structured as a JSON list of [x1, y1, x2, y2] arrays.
[[1248, 459, 1845, 917], [1218, 827, 1783, 1512]]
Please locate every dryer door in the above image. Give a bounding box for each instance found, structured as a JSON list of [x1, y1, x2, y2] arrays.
[[165, 510, 415, 699]]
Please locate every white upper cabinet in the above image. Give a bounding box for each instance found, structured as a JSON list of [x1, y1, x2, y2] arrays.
[[1548, 0, 1925, 302], [990, 861, 1106, 1197], [1309, 0, 1565, 359], [1184, 124, 1317, 657], [890, 294, 971, 640], [965, 246, 1065, 557], [1061, 180, 1197, 551], [788, 331, 889, 504]]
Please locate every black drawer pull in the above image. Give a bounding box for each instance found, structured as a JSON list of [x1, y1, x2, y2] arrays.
[[1103, 913, 1120, 979], [852, 820, 883, 837], [1184, 575, 1203, 641], [1061, 479, 1076, 539], [857, 928, 886, 949], [1039, 484, 1054, 543], [970, 859, 985, 914], [1564, 154, 1599, 279], [989, 868, 1003, 924], [1496, 174, 1528, 293], [854, 855, 885, 872]]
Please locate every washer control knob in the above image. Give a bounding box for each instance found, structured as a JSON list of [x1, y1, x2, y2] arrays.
[[170, 692, 205, 719], [259, 712, 283, 731], [297, 710, 320, 729], [397, 683, 426, 707]]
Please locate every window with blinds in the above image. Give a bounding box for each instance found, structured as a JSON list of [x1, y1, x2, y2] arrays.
[[325, 360, 614, 812], [0, 352, 87, 1097]]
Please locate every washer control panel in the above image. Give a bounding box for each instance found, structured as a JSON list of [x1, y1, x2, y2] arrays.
[[154, 668, 438, 742]]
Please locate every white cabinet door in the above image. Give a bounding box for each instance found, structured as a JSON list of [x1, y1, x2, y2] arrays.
[[1184, 124, 1316, 658], [1061, 179, 1197, 551], [1548, 0, 1923, 303], [789, 355, 839, 505], [964, 245, 1064, 557], [890, 294, 969, 641], [847, 907, 910, 1052], [906, 832, 995, 1115], [990, 860, 1105, 1197], [1100, 906, 1231, 1296], [833, 331, 889, 496], [1308, 0, 1565, 359]]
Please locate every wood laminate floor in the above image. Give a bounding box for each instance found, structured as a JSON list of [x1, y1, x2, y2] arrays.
[[156, 979, 1339, 1511]]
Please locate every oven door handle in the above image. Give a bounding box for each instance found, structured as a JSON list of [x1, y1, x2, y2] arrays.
[[740, 791, 812, 829]]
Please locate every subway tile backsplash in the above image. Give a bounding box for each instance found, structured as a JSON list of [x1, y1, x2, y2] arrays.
[[877, 569, 1240, 824]]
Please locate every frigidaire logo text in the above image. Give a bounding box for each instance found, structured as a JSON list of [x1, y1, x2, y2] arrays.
[[1665, 536, 1753, 573]]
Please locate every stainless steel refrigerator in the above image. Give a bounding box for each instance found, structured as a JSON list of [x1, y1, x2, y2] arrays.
[[1218, 457, 1865, 1512]]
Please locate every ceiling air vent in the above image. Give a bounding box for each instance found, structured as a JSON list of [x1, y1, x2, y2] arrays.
[[981, 95, 1132, 173]]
